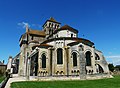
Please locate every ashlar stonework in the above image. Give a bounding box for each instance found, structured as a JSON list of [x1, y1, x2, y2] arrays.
[[10, 17, 110, 80]]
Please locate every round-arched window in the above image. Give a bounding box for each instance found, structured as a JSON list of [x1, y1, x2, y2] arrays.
[[57, 48, 63, 64], [85, 51, 91, 66], [72, 52, 77, 66], [41, 53, 46, 68]]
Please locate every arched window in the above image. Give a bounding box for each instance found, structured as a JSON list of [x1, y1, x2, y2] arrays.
[[49, 23, 51, 27], [71, 34, 73, 38], [72, 52, 77, 66], [85, 51, 91, 66], [57, 25, 59, 28], [95, 53, 100, 60], [98, 64, 104, 73], [42, 53, 46, 68], [57, 48, 63, 64]]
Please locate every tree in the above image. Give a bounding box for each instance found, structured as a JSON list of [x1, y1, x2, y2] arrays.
[[108, 63, 114, 72], [115, 65, 120, 71]]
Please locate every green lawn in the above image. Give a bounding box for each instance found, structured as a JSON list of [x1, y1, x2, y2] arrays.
[[0, 76, 5, 82], [11, 75, 120, 88]]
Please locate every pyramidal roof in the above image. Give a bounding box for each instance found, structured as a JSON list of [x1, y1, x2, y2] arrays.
[[49, 17, 57, 22], [48, 17, 60, 24], [43, 17, 61, 27]]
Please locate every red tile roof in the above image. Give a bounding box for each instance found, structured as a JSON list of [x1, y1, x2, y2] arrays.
[[54, 25, 78, 34], [32, 44, 53, 49], [28, 40, 39, 44], [42, 37, 94, 47], [42, 17, 61, 27], [27, 30, 46, 37]]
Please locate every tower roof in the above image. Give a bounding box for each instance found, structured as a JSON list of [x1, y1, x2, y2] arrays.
[[49, 17, 57, 22], [42, 17, 61, 27]]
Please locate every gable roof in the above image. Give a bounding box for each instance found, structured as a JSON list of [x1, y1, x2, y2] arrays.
[[54, 25, 78, 34], [27, 29, 46, 37], [20, 29, 45, 40]]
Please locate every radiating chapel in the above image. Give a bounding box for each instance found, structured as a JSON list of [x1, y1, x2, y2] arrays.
[[18, 17, 109, 79]]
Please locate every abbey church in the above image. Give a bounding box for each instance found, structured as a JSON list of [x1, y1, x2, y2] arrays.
[[8, 17, 110, 79]]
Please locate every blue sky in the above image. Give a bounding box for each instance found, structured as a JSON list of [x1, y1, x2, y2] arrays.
[[0, 0, 120, 65]]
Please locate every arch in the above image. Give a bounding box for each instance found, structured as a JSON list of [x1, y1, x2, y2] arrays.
[[95, 53, 100, 60], [41, 53, 46, 68], [79, 44, 84, 51], [98, 64, 104, 73], [49, 23, 51, 27], [72, 52, 77, 66], [57, 48, 63, 64], [85, 51, 92, 66]]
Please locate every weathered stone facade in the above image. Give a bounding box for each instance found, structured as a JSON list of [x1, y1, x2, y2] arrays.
[[18, 17, 110, 79]]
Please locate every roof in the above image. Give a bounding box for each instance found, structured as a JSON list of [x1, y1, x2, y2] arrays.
[[28, 40, 39, 44], [54, 25, 78, 34], [67, 38, 94, 47], [42, 17, 61, 27], [48, 17, 57, 23], [27, 29, 46, 37], [32, 44, 53, 50], [42, 37, 94, 47]]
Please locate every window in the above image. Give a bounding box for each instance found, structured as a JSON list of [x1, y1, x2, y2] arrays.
[[56, 34, 58, 38], [57, 25, 59, 28], [49, 23, 51, 27], [72, 52, 77, 66], [27, 52, 29, 57], [51, 23, 53, 27], [71, 34, 73, 37], [95, 53, 100, 60], [55, 24, 57, 28], [42, 53, 46, 68], [31, 36, 34, 40], [85, 51, 91, 66], [57, 48, 63, 64]]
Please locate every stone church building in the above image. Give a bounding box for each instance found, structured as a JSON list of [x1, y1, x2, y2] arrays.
[[18, 17, 109, 79]]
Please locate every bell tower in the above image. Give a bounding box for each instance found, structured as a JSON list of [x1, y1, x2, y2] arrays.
[[42, 17, 61, 38]]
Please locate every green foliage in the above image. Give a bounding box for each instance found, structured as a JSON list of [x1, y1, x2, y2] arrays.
[[11, 76, 120, 88], [115, 65, 120, 71], [108, 63, 114, 72]]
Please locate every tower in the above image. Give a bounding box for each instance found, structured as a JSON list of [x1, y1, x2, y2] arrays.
[[42, 17, 61, 38]]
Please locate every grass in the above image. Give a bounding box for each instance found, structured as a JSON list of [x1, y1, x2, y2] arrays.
[[0, 76, 5, 82], [11, 75, 120, 88]]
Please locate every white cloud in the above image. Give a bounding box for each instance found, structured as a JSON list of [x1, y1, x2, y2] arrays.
[[105, 55, 120, 66], [106, 55, 120, 58], [17, 22, 30, 28], [17, 22, 42, 29]]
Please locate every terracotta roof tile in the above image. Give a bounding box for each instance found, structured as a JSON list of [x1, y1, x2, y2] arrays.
[[43, 17, 61, 27], [60, 25, 78, 33], [32, 44, 53, 49], [42, 37, 94, 47], [27, 30, 46, 37], [49, 17, 57, 22], [54, 25, 78, 34], [28, 40, 39, 44]]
